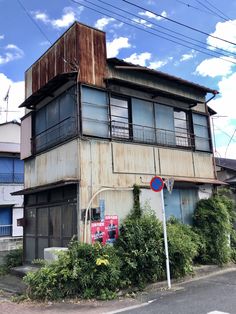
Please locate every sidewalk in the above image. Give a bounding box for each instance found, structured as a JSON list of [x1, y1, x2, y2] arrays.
[[0, 263, 235, 314]]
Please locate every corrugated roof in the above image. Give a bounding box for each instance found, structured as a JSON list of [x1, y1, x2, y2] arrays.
[[107, 58, 218, 95], [215, 157, 236, 172]]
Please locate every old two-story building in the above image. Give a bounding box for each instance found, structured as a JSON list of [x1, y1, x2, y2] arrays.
[[14, 22, 223, 262], [0, 121, 24, 263]]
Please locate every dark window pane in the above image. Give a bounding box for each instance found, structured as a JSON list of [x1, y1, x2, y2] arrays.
[[132, 98, 155, 143], [62, 204, 77, 237], [35, 107, 46, 135], [155, 104, 175, 145], [59, 87, 76, 120], [25, 237, 36, 262], [37, 208, 48, 236], [49, 206, 61, 238], [37, 238, 49, 259], [25, 208, 36, 236]]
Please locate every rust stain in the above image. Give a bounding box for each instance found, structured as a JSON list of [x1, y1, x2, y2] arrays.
[[26, 22, 107, 96]]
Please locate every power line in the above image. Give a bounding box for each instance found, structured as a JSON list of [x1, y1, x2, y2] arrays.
[[17, 0, 79, 72], [174, 0, 224, 18], [225, 128, 236, 157], [16, 0, 52, 45], [194, 0, 229, 22], [70, 0, 236, 64], [122, 0, 236, 47], [96, 0, 236, 58], [197, 0, 233, 21]]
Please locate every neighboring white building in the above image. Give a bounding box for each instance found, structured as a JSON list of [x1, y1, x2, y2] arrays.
[[0, 121, 24, 263]]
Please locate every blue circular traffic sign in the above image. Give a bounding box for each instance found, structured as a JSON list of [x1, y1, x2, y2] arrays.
[[150, 176, 164, 192]]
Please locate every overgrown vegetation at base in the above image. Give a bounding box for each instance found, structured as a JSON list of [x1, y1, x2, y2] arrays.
[[116, 212, 165, 288], [23, 191, 236, 301], [24, 242, 121, 301], [0, 248, 23, 275], [193, 193, 236, 265], [167, 218, 201, 278]]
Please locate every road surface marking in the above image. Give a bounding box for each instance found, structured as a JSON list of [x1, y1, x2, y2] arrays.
[[105, 299, 156, 314], [207, 311, 230, 314]]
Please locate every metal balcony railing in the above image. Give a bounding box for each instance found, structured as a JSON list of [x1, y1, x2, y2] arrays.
[[33, 116, 77, 153], [0, 173, 24, 184], [111, 120, 195, 149], [0, 224, 12, 236]]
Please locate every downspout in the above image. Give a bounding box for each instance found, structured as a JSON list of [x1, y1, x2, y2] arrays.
[[205, 90, 219, 192], [84, 186, 133, 243]]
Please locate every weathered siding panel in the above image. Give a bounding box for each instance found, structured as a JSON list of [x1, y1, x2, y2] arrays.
[[193, 152, 215, 178], [159, 148, 194, 177], [24, 140, 79, 188], [25, 22, 106, 96], [112, 143, 155, 174], [20, 114, 32, 159]]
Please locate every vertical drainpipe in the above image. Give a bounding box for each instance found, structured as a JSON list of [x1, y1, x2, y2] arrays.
[[76, 73, 81, 241], [206, 90, 219, 193]]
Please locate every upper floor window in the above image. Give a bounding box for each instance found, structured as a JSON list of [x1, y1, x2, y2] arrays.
[[0, 157, 24, 184], [82, 86, 109, 138], [192, 113, 211, 152], [110, 96, 130, 139], [34, 86, 77, 153]]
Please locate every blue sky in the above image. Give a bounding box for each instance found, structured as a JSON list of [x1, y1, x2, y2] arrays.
[[0, 0, 236, 158]]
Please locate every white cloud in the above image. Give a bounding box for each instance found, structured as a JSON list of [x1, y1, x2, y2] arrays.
[[132, 18, 152, 28], [0, 73, 25, 123], [210, 72, 236, 118], [149, 57, 173, 69], [94, 17, 115, 31], [0, 44, 24, 65], [33, 6, 83, 29], [180, 50, 196, 62], [195, 57, 233, 77], [207, 20, 236, 53], [0, 34, 4, 40], [139, 10, 167, 21], [124, 52, 152, 66], [107, 37, 131, 58]]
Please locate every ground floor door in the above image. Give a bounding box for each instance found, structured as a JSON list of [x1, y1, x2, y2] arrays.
[[24, 185, 78, 262]]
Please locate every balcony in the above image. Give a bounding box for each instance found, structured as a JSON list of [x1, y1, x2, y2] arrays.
[[0, 224, 12, 237], [111, 120, 195, 149], [33, 116, 77, 153], [0, 173, 24, 184]]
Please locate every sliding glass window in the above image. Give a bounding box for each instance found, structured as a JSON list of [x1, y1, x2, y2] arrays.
[[82, 86, 109, 138]]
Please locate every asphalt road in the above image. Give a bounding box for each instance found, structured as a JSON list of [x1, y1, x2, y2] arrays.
[[119, 269, 236, 314]]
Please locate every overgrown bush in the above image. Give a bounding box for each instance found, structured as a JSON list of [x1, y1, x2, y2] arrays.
[[193, 195, 232, 265], [167, 218, 201, 277], [116, 211, 165, 288], [24, 242, 121, 301], [4, 247, 23, 269]]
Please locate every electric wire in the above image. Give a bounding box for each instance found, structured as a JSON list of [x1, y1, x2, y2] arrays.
[[122, 0, 236, 46], [225, 128, 236, 157], [194, 0, 230, 22], [70, 0, 236, 64], [96, 0, 236, 58], [17, 0, 79, 71], [196, 0, 233, 21], [174, 0, 222, 17]]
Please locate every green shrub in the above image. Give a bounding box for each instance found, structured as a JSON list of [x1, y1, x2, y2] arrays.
[[167, 218, 200, 278], [4, 247, 23, 269], [24, 242, 121, 301], [193, 195, 232, 265], [116, 211, 165, 288]]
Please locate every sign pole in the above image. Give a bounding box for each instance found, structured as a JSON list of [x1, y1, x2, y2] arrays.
[[161, 188, 171, 289]]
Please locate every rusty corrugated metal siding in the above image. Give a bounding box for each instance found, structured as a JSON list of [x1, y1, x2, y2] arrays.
[[27, 22, 107, 96]]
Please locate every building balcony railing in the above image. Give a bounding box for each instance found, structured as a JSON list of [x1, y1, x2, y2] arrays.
[[111, 120, 194, 149], [110, 120, 210, 152], [0, 224, 12, 237], [0, 173, 24, 184], [33, 116, 77, 153]]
